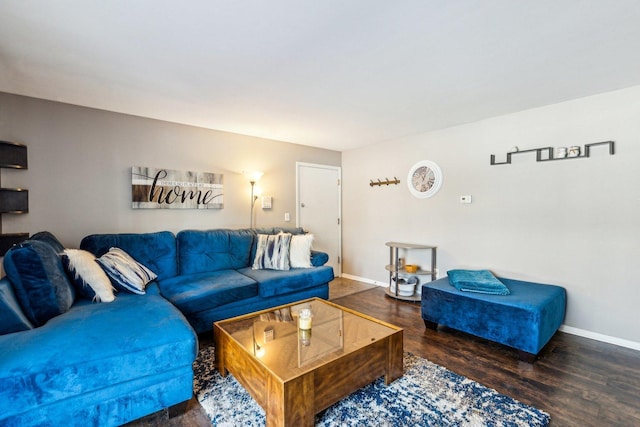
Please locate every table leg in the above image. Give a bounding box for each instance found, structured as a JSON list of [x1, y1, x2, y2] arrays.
[[213, 324, 228, 377], [266, 373, 315, 427], [385, 331, 404, 385]]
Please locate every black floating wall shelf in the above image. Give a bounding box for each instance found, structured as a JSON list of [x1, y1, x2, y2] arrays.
[[0, 233, 29, 255], [490, 140, 615, 165], [0, 141, 28, 169], [0, 141, 29, 255], [0, 189, 29, 213]]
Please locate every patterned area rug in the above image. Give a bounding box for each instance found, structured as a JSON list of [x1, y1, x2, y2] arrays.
[[194, 346, 550, 426]]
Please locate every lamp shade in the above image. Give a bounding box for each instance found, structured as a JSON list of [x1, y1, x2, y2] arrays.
[[244, 171, 264, 182]]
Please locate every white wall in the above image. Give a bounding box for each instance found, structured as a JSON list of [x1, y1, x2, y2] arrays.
[[0, 93, 340, 248], [342, 85, 640, 346]]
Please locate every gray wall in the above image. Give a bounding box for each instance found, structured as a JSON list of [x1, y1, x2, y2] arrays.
[[0, 92, 341, 249], [3, 87, 638, 348], [342, 85, 640, 346]]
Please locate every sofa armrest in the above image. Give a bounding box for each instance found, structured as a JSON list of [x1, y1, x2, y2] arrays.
[[310, 250, 329, 267]]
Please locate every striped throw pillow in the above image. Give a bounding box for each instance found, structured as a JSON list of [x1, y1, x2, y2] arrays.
[[252, 233, 292, 270], [97, 247, 157, 295]]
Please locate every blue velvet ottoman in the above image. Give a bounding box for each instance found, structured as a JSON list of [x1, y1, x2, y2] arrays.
[[421, 277, 566, 362]]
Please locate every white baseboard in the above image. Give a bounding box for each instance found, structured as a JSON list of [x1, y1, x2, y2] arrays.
[[340, 273, 387, 287], [558, 325, 640, 351], [340, 273, 640, 352]]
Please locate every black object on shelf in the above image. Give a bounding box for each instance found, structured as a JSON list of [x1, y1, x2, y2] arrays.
[[490, 140, 615, 165], [0, 233, 29, 255], [0, 141, 28, 169]]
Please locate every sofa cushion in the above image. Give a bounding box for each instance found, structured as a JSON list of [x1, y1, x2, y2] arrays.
[[96, 248, 157, 295], [0, 278, 33, 335], [159, 269, 258, 314], [30, 231, 65, 253], [185, 284, 330, 333], [310, 250, 329, 267], [254, 227, 305, 235], [239, 265, 335, 298], [3, 240, 75, 327], [80, 231, 177, 281], [62, 249, 115, 302], [290, 234, 314, 268], [252, 233, 292, 271], [177, 229, 255, 274], [0, 283, 197, 420]]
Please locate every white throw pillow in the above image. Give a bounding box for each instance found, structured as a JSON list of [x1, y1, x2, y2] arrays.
[[63, 249, 116, 302], [290, 234, 314, 268]]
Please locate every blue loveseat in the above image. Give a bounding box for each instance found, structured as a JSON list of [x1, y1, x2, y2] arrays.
[[0, 228, 333, 426]]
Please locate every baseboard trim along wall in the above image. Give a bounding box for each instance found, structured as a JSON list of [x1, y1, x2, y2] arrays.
[[339, 273, 640, 352], [341, 273, 387, 287], [558, 325, 640, 352]]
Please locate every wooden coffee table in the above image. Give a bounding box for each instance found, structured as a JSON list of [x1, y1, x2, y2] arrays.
[[214, 298, 403, 426]]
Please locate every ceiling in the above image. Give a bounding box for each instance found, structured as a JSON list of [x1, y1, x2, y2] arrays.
[[2, 1, 640, 152]]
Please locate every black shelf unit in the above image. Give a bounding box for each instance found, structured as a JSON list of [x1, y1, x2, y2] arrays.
[[0, 188, 29, 213], [0, 141, 29, 255], [0, 232, 29, 255], [490, 140, 615, 165], [0, 141, 27, 169]]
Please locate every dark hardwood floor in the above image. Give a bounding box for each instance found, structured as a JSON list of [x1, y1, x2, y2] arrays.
[[130, 281, 640, 426], [336, 286, 640, 427]]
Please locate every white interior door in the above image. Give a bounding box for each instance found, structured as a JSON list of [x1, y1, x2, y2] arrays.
[[296, 162, 341, 276]]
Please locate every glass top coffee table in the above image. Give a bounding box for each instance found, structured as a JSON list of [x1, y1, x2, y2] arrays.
[[214, 297, 403, 426]]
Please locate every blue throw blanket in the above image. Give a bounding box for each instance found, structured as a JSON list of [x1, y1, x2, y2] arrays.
[[447, 269, 510, 295]]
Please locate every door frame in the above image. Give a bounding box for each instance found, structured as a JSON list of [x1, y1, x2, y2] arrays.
[[295, 162, 342, 277]]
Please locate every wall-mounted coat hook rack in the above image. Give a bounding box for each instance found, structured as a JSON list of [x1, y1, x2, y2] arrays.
[[370, 177, 400, 187]]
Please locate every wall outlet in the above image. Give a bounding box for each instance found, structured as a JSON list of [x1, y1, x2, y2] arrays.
[[284, 212, 291, 222], [264, 326, 274, 342], [460, 195, 472, 204]]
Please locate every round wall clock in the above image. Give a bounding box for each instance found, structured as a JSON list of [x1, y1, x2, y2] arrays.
[[407, 160, 443, 198]]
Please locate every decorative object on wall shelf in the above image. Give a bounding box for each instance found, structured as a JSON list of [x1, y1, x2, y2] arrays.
[[490, 140, 614, 165], [0, 141, 29, 255], [370, 177, 400, 187]]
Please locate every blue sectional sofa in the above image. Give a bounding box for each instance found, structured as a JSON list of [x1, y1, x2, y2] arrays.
[[0, 228, 333, 426], [421, 276, 566, 362]]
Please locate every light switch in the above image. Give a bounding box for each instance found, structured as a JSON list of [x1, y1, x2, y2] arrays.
[[460, 195, 472, 204]]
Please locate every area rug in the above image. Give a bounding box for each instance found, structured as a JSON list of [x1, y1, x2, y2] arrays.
[[193, 346, 550, 426]]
